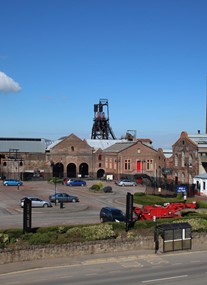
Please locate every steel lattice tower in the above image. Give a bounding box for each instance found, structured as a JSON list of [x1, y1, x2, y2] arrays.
[[91, 99, 116, 140]]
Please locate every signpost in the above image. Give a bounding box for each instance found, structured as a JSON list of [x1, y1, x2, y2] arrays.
[[23, 198, 32, 233], [126, 192, 134, 232]]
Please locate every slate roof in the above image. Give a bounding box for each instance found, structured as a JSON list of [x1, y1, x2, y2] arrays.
[[103, 141, 137, 153]]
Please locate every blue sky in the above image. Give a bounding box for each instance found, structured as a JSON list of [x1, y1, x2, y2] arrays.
[[0, 0, 207, 149]]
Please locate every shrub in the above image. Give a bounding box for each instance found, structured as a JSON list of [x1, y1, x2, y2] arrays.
[[66, 224, 116, 241], [90, 184, 101, 190], [103, 186, 112, 193], [0, 233, 9, 248], [27, 232, 58, 245], [173, 218, 207, 232], [97, 181, 103, 189]]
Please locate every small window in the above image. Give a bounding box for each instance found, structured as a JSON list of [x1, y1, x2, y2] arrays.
[[3, 162, 6, 166], [71, 146, 74, 151], [98, 154, 102, 160]]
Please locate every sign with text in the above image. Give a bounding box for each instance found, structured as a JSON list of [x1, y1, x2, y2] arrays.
[[176, 185, 188, 194], [23, 198, 32, 233]]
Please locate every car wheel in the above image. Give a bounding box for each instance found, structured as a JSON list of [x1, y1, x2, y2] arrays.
[[122, 184, 125, 186], [43, 203, 48, 208], [5, 184, 8, 186], [81, 184, 84, 186], [100, 217, 104, 223], [72, 199, 76, 203]]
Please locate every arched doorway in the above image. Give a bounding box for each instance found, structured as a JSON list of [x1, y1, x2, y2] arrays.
[[79, 163, 89, 178], [97, 169, 105, 179], [67, 163, 76, 178], [53, 163, 64, 178]]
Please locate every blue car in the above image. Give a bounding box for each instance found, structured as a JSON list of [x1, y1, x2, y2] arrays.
[[66, 179, 86, 186], [3, 179, 23, 186]]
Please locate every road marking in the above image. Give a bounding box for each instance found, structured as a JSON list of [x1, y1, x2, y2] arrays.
[[142, 275, 188, 283]]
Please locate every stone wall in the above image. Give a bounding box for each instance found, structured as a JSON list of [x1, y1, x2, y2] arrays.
[[1, 233, 207, 265]]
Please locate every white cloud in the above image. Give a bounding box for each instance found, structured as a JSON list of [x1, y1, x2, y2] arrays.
[[0, 71, 21, 94]]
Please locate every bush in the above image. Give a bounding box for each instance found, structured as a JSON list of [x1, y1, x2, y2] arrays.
[[97, 181, 103, 189], [103, 186, 112, 193], [90, 184, 101, 190], [27, 232, 58, 245], [66, 224, 116, 241]]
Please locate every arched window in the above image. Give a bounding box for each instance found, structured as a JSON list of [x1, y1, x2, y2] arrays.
[[189, 154, 193, 166], [181, 152, 185, 167], [175, 154, 178, 167], [182, 172, 185, 184]]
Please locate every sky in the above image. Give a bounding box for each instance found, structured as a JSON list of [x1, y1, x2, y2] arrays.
[[0, 0, 207, 149]]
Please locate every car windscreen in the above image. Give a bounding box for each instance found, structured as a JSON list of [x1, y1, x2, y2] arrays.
[[111, 209, 125, 219]]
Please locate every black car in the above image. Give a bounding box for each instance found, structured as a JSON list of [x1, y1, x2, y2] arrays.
[[49, 193, 79, 203], [100, 207, 126, 223]]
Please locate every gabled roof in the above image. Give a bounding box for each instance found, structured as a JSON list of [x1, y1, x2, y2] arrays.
[[86, 139, 128, 150], [172, 131, 197, 148], [103, 141, 136, 153], [194, 173, 207, 179]]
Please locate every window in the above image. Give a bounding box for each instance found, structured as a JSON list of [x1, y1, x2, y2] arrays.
[[181, 172, 185, 184], [71, 146, 74, 151], [124, 159, 131, 170], [175, 154, 178, 167], [203, 181, 206, 190], [3, 162, 6, 166], [146, 160, 153, 171], [137, 148, 140, 153], [109, 158, 112, 169], [189, 154, 193, 167], [98, 154, 102, 160], [105, 158, 108, 168], [181, 152, 185, 167]]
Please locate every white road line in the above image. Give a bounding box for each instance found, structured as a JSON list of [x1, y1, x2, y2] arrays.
[[142, 274, 188, 283]]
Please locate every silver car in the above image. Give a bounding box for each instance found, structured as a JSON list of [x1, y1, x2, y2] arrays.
[[115, 179, 137, 187], [20, 197, 52, 208]]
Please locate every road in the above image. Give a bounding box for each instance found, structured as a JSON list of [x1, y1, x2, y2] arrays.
[[0, 250, 207, 284], [0, 180, 144, 229]]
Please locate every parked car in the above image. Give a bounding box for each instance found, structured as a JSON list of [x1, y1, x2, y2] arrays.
[[66, 179, 86, 186], [3, 179, 23, 186], [100, 207, 126, 223], [20, 197, 52, 208], [49, 193, 79, 203], [115, 179, 137, 187]]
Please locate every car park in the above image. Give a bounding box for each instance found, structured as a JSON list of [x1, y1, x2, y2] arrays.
[[100, 207, 126, 222], [3, 179, 23, 186], [66, 179, 86, 186], [20, 197, 52, 208], [49, 193, 79, 203], [115, 179, 137, 187]]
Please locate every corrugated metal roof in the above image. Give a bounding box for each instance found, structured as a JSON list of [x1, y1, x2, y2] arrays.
[[0, 138, 49, 153]]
